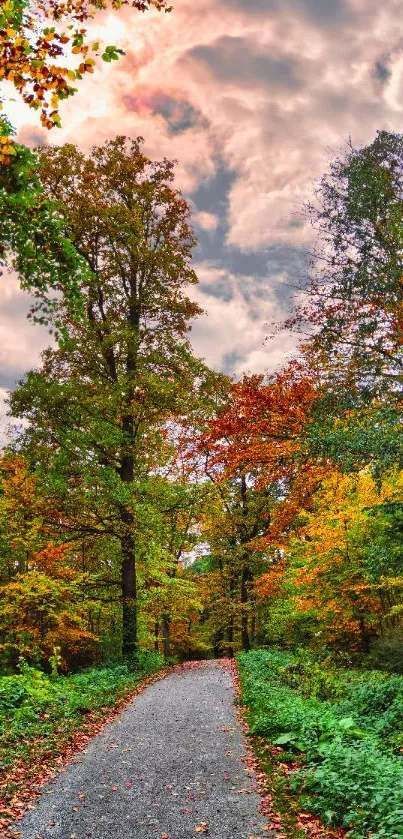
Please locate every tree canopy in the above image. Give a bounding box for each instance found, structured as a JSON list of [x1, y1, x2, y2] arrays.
[[2, 129, 403, 675]]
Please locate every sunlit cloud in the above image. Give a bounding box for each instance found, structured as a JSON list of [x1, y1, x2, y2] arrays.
[[2, 0, 403, 415]]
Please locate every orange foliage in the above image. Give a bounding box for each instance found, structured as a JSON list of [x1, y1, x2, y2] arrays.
[[200, 365, 324, 543], [255, 562, 287, 601], [32, 542, 75, 578]]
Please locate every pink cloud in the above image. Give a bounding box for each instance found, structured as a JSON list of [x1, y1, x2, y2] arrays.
[[2, 0, 403, 398]]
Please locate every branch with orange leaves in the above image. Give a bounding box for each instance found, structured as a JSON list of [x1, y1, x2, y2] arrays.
[[0, 0, 171, 157]]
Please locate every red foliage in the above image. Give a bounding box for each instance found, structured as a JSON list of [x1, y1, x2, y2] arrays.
[[201, 365, 318, 481], [199, 364, 325, 544]]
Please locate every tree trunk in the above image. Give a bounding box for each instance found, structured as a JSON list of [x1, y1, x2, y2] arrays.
[[250, 613, 256, 647], [241, 566, 251, 652], [120, 450, 138, 659], [239, 477, 251, 652], [154, 621, 160, 652], [227, 622, 234, 658], [227, 569, 235, 657], [121, 530, 138, 658], [213, 629, 224, 658], [187, 620, 192, 660], [162, 613, 171, 658], [121, 548, 138, 657]]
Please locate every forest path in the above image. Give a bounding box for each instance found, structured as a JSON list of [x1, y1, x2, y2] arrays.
[[17, 661, 274, 839]]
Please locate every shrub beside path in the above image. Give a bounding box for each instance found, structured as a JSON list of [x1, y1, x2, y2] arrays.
[[15, 661, 274, 839]]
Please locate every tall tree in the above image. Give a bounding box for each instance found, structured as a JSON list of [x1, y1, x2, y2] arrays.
[[287, 131, 403, 471], [10, 136, 213, 658], [296, 131, 403, 395]]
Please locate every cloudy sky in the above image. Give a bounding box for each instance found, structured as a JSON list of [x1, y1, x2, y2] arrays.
[[2, 0, 403, 421]]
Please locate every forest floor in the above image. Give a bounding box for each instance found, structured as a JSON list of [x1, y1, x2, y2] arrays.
[[13, 661, 275, 839]]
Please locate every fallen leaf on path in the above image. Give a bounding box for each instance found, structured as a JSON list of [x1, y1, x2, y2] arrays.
[[195, 822, 209, 833]]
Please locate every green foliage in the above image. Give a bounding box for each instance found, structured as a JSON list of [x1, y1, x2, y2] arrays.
[[1, 661, 132, 727], [0, 675, 28, 711], [304, 131, 403, 400], [101, 45, 125, 62], [263, 599, 319, 649], [238, 649, 403, 838], [295, 131, 403, 476], [299, 743, 403, 839], [127, 649, 164, 674], [278, 648, 345, 701]]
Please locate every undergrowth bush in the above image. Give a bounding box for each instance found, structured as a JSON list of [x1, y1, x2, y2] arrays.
[[298, 741, 403, 838], [238, 649, 403, 839], [278, 647, 346, 701]]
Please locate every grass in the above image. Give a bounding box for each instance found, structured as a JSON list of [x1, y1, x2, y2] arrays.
[[237, 649, 403, 839]]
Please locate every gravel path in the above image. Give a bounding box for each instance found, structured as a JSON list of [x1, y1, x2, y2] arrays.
[[17, 661, 274, 839]]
